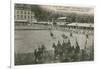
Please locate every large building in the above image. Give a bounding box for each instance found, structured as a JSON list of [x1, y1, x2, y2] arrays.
[[14, 4, 36, 25]]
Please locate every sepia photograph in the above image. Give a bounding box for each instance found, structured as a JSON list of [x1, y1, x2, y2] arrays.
[[14, 3, 94, 65]]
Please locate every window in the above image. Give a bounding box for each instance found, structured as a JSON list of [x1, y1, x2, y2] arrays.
[[24, 15, 26, 19], [17, 10, 19, 14], [21, 11, 23, 14], [21, 15, 23, 19], [24, 11, 26, 15], [28, 16, 30, 19], [17, 15, 19, 19], [28, 12, 30, 15]]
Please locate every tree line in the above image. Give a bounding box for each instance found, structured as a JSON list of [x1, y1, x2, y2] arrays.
[[31, 5, 94, 23]]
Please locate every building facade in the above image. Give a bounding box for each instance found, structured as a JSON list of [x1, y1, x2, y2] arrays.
[[14, 4, 36, 25]]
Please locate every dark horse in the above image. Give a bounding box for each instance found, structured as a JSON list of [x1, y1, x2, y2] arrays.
[[52, 41, 63, 61]]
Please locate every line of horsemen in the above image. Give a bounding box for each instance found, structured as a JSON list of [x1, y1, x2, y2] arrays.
[[33, 32, 83, 63]]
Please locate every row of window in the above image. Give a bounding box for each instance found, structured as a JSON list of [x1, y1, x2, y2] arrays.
[[15, 15, 34, 20], [15, 10, 31, 15]]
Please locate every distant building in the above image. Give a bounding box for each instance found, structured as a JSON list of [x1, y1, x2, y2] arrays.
[[67, 23, 94, 30], [14, 4, 36, 25], [56, 17, 69, 25]]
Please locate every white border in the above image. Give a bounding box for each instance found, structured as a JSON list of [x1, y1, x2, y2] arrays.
[[11, 0, 96, 69]]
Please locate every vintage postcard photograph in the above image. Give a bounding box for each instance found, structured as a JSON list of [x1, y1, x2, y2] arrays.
[[14, 3, 94, 65]]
